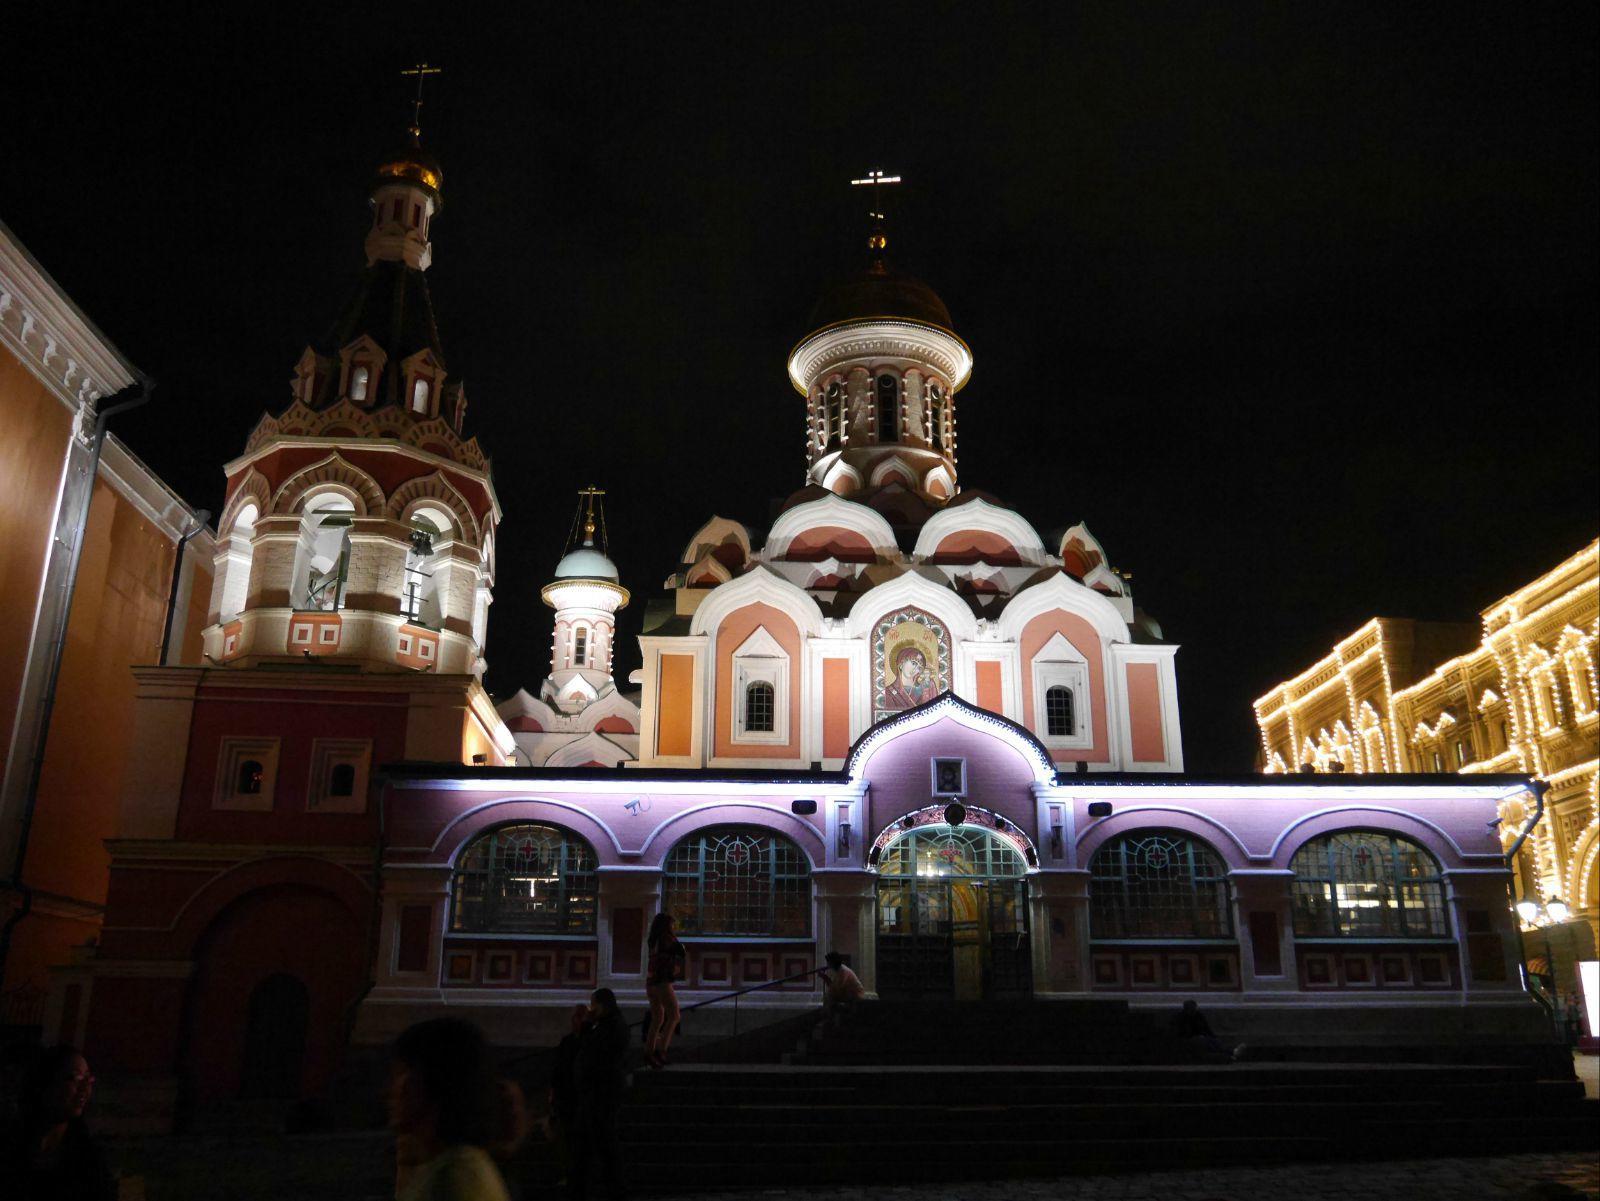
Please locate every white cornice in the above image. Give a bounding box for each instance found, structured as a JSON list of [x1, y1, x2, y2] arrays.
[[99, 433, 214, 552], [787, 320, 973, 395], [0, 219, 139, 411]]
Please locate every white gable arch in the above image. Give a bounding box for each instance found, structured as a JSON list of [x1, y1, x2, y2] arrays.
[[763, 493, 898, 559], [997, 571, 1130, 647], [845, 568, 980, 643], [822, 461, 863, 495], [689, 565, 826, 638], [914, 497, 1047, 563], [869, 458, 919, 489]]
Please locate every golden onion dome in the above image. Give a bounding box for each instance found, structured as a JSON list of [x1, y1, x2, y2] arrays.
[[373, 131, 444, 208]]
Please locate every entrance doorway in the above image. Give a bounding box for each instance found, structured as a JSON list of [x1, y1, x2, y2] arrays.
[[239, 973, 309, 1098], [875, 822, 1032, 999]]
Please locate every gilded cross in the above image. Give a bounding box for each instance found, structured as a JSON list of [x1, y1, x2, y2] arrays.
[[849, 169, 901, 250], [401, 62, 442, 134]]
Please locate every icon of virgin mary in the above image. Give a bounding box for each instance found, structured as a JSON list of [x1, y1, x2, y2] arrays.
[[882, 644, 938, 711]]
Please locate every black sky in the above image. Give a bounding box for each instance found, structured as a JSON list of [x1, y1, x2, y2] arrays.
[[5, 4, 1595, 771]]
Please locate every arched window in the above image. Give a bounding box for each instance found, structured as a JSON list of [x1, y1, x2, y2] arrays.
[[350, 365, 370, 402], [876, 373, 899, 443], [825, 381, 843, 448], [663, 827, 811, 937], [450, 824, 598, 935], [236, 759, 264, 796], [411, 379, 430, 413], [1089, 831, 1232, 938], [744, 681, 775, 732], [1290, 831, 1446, 938], [929, 384, 945, 451], [573, 626, 589, 666], [1045, 686, 1075, 737]]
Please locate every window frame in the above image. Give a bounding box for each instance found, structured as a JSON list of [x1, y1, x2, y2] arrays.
[[1088, 830, 1235, 941], [449, 823, 599, 936], [875, 372, 900, 443], [307, 737, 372, 813], [662, 826, 813, 938], [731, 625, 790, 745], [1032, 633, 1093, 750], [1289, 830, 1449, 940], [214, 736, 281, 811]]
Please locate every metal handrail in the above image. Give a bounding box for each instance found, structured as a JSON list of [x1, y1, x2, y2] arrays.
[[502, 968, 825, 1070]]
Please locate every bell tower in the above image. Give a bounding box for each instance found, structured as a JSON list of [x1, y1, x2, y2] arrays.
[[203, 75, 499, 677]]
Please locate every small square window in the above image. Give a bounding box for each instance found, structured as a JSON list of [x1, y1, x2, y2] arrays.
[[419, 640, 434, 661], [215, 737, 280, 811], [319, 624, 339, 644], [308, 738, 371, 813], [292, 625, 312, 644]]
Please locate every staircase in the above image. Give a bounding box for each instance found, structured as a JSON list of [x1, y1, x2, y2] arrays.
[[511, 999, 1597, 1196]]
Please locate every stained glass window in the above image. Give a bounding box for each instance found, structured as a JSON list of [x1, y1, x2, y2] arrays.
[[1090, 832, 1232, 938], [1290, 831, 1446, 938], [663, 827, 811, 937], [876, 825, 1028, 880], [1045, 686, 1075, 737], [450, 824, 598, 935]]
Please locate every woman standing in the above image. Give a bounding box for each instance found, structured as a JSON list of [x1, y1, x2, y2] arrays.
[[644, 912, 686, 1068]]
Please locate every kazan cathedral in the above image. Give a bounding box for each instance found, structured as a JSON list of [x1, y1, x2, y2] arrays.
[[64, 125, 1543, 1112]]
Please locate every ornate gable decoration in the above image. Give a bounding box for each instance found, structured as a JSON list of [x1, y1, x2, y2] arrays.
[[241, 399, 489, 472]]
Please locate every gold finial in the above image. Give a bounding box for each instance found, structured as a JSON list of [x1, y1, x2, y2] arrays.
[[401, 62, 442, 140], [850, 169, 901, 253]]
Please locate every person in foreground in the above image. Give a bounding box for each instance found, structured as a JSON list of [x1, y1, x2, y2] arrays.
[[2, 1043, 116, 1201], [569, 987, 630, 1201], [820, 950, 866, 1022], [390, 1017, 512, 1201]]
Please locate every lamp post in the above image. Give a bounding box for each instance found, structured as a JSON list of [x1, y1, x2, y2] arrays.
[[1516, 896, 1572, 1024]]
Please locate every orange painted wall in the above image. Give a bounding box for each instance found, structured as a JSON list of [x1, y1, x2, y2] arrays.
[[713, 603, 802, 759], [822, 658, 851, 759], [29, 479, 179, 901], [657, 654, 695, 757], [1020, 611, 1107, 763], [1126, 662, 1166, 762], [0, 349, 73, 787], [974, 660, 1004, 714]]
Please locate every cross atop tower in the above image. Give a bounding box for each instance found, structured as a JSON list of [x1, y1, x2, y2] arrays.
[[401, 62, 442, 138], [568, 486, 609, 551], [850, 169, 902, 251]]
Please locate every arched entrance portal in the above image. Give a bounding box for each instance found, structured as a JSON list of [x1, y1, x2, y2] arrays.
[[874, 812, 1032, 999]]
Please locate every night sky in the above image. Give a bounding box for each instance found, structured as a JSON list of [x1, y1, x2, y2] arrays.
[[5, 6, 1595, 772]]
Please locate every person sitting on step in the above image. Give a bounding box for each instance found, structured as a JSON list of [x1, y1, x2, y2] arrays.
[[820, 951, 865, 1022]]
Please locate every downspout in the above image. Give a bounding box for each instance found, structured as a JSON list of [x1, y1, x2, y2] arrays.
[[0, 379, 152, 984], [157, 510, 211, 666], [1503, 780, 1547, 1007]]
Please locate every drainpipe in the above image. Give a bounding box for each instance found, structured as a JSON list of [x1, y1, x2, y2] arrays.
[[157, 509, 211, 666], [0, 379, 152, 985], [1503, 780, 1548, 1007]]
